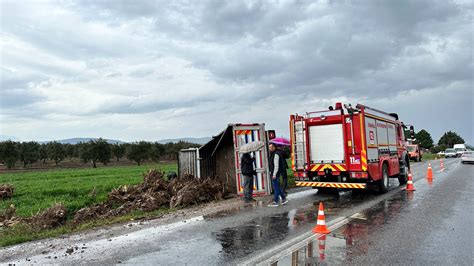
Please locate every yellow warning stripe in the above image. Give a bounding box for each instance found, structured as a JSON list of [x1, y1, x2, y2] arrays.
[[310, 164, 346, 172], [359, 114, 366, 151], [361, 150, 367, 171], [296, 181, 366, 189], [359, 115, 368, 172]]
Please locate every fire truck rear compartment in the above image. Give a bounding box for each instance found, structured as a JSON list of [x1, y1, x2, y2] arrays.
[[308, 124, 344, 164]]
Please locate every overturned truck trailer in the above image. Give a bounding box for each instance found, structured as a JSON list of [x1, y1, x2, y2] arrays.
[[178, 124, 272, 197]]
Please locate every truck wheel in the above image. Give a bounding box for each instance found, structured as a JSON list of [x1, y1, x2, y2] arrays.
[[379, 164, 389, 194], [398, 162, 408, 185]]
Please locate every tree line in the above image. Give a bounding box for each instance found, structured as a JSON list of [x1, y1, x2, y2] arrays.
[[0, 139, 200, 169], [404, 129, 468, 152]]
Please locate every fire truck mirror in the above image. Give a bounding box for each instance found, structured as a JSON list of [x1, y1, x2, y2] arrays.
[[409, 126, 415, 139]]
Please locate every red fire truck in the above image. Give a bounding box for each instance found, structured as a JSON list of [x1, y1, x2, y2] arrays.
[[289, 103, 410, 193]]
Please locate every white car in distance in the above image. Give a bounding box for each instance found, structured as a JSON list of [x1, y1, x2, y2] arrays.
[[461, 151, 474, 164], [444, 148, 457, 158]]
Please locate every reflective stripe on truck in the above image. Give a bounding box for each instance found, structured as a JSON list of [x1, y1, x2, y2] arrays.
[[295, 181, 367, 189], [310, 164, 346, 171]]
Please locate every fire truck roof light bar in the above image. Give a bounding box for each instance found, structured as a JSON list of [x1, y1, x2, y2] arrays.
[[305, 110, 342, 118], [357, 104, 399, 121]]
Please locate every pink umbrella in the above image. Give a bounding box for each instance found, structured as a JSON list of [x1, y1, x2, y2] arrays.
[[270, 137, 290, 146]]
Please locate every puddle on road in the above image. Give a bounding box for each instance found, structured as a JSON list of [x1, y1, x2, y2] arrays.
[[269, 192, 413, 265], [211, 189, 394, 260], [215, 213, 291, 258]]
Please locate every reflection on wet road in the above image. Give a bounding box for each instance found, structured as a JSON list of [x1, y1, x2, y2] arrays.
[[258, 159, 471, 265], [215, 213, 290, 258], [273, 192, 411, 265], [211, 160, 446, 264]]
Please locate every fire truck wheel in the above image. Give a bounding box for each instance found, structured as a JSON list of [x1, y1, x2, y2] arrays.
[[398, 161, 409, 185], [379, 164, 389, 194]]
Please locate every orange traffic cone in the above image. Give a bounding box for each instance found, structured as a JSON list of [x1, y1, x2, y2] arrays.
[[426, 162, 434, 179], [312, 202, 330, 234], [440, 160, 445, 172], [405, 171, 416, 191], [318, 235, 327, 261]]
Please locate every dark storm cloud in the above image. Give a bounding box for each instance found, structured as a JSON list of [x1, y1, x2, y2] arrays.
[[1, 0, 472, 143], [74, 0, 468, 100], [91, 94, 219, 115], [193, 0, 468, 97]]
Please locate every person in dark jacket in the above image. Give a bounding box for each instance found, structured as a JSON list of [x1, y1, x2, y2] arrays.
[[240, 152, 256, 203], [280, 148, 289, 195], [268, 143, 288, 207]]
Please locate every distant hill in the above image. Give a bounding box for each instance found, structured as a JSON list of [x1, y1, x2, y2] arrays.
[[157, 137, 211, 145], [1, 136, 211, 145], [41, 138, 126, 144]]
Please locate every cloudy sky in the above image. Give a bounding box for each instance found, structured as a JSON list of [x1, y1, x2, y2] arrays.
[[1, 0, 472, 144]]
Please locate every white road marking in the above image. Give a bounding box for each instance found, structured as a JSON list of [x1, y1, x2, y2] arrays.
[[241, 216, 351, 266]]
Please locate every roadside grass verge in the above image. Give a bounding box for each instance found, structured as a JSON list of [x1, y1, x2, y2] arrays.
[[0, 163, 177, 247], [422, 153, 439, 161], [0, 163, 176, 218], [0, 208, 173, 247], [288, 169, 296, 188]]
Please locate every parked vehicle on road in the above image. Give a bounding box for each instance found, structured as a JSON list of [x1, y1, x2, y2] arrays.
[[461, 151, 474, 164], [407, 144, 422, 162], [453, 144, 467, 157], [289, 103, 410, 194], [444, 148, 457, 158]]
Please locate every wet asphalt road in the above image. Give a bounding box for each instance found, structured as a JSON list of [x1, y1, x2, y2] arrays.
[[265, 158, 473, 265], [1, 158, 471, 265]]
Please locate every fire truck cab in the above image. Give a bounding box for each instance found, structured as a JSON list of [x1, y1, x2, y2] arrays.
[[289, 103, 409, 193]]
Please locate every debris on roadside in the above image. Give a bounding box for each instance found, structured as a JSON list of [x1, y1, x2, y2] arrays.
[[0, 204, 22, 227], [170, 178, 223, 208], [65, 247, 74, 255], [1, 169, 229, 230], [25, 203, 68, 229], [0, 184, 14, 200], [72, 169, 229, 225]]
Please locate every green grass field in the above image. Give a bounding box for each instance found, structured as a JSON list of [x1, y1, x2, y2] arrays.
[[421, 153, 439, 161], [0, 163, 177, 218], [0, 163, 177, 246]]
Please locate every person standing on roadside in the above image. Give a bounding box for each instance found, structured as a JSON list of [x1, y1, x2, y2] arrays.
[[268, 143, 288, 207], [280, 147, 289, 195], [240, 152, 256, 203]]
